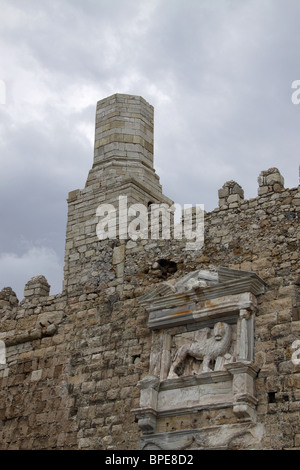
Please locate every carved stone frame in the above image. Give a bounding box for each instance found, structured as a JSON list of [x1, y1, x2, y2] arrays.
[[133, 267, 265, 449]]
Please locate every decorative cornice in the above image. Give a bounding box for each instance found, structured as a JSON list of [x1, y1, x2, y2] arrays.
[[139, 266, 266, 329], [159, 369, 231, 391]]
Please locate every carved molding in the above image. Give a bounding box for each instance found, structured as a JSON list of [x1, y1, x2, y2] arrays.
[[139, 422, 265, 450], [139, 266, 265, 330]]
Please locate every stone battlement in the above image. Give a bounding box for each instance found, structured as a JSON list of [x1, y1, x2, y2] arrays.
[[3, 166, 299, 303]]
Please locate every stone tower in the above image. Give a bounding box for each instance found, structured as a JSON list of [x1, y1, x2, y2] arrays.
[[86, 94, 170, 201], [63, 94, 172, 294]]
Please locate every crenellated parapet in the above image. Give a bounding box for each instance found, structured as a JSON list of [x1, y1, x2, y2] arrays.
[[218, 180, 244, 208], [218, 167, 287, 210], [257, 167, 285, 195], [23, 275, 50, 300]]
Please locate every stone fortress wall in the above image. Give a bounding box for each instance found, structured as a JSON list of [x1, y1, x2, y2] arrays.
[[0, 94, 299, 450]]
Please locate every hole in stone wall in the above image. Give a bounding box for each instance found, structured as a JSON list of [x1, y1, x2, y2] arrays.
[[268, 392, 276, 403], [131, 354, 141, 364], [157, 259, 177, 275]]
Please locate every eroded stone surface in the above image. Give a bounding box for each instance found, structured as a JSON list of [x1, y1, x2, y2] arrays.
[[0, 94, 299, 450]]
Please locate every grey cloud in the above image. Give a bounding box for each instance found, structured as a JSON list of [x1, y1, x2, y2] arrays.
[[0, 247, 63, 301], [0, 102, 94, 259], [1, 0, 300, 296]]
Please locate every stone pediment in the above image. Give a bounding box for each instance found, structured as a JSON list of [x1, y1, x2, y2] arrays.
[[139, 266, 266, 329]]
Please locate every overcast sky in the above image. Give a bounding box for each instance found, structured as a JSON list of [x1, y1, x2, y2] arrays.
[[1, 0, 300, 300]]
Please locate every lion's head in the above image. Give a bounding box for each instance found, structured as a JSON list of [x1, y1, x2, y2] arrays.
[[213, 321, 230, 342]]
